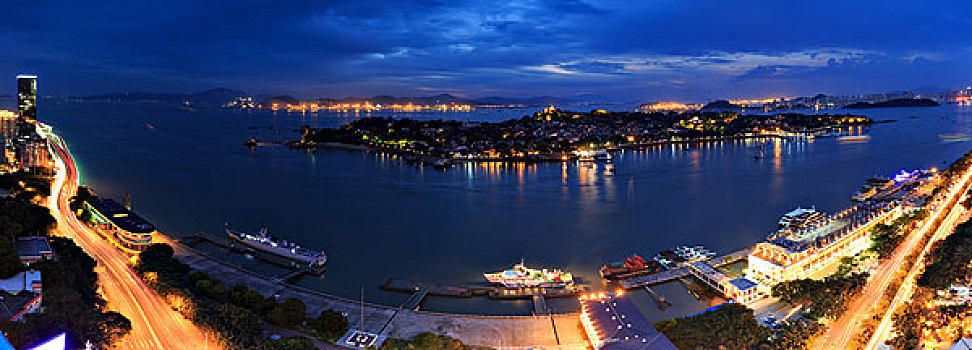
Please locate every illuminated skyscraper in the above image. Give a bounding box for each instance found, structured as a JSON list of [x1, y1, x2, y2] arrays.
[[17, 75, 37, 121]]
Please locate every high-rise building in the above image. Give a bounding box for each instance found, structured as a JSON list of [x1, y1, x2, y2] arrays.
[[16, 75, 37, 122]]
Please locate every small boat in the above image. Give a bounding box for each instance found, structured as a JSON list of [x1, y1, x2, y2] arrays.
[[599, 254, 666, 280], [940, 133, 971, 142], [837, 135, 871, 142], [604, 164, 616, 175], [674, 246, 715, 262]]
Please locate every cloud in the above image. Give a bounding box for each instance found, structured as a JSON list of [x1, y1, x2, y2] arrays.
[[0, 0, 969, 100]]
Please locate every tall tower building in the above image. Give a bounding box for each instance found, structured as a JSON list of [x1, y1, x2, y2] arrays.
[[17, 75, 37, 122]]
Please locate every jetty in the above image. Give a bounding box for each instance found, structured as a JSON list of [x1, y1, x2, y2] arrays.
[[400, 289, 430, 311], [617, 247, 752, 289], [177, 233, 325, 276], [532, 294, 548, 315]]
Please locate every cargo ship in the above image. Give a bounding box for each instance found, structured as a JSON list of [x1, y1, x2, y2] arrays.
[[483, 261, 573, 288], [225, 226, 327, 267], [599, 254, 666, 280]]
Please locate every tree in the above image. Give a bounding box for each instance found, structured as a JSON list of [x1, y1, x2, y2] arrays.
[[0, 241, 25, 278], [267, 298, 307, 327], [99, 311, 132, 347], [270, 337, 317, 350], [308, 309, 349, 341], [228, 284, 275, 316], [655, 303, 769, 350]]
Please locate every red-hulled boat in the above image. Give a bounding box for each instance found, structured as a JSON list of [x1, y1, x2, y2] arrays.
[[599, 254, 666, 280]]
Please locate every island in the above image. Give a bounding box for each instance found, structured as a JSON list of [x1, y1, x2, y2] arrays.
[[843, 98, 940, 109], [285, 107, 873, 166]]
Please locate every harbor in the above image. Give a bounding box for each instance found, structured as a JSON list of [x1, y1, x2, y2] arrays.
[[610, 247, 751, 289], [37, 100, 972, 317], [177, 232, 327, 277]]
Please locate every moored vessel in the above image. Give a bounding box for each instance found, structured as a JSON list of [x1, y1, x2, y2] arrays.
[[484, 261, 573, 288], [599, 254, 666, 280], [225, 226, 327, 267]]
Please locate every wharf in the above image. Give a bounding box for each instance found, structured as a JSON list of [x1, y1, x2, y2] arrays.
[[616, 247, 752, 289], [381, 278, 591, 300], [488, 284, 592, 299], [171, 243, 588, 348], [380, 279, 480, 297], [177, 233, 325, 275]]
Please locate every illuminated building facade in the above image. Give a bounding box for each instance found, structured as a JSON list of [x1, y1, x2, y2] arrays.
[[0, 110, 16, 140], [17, 75, 36, 122], [15, 136, 52, 170], [687, 261, 761, 305], [85, 198, 157, 252], [17, 75, 37, 139], [748, 202, 901, 286]]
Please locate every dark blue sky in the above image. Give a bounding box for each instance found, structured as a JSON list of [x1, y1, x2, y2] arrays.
[[3, 0, 970, 101]]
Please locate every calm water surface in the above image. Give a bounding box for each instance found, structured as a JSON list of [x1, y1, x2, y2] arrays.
[[25, 101, 972, 317]]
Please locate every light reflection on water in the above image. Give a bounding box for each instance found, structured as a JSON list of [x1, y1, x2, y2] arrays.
[[33, 102, 972, 316]]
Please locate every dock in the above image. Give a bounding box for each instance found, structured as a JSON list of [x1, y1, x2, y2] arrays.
[[380, 279, 478, 297], [532, 294, 548, 315], [644, 286, 672, 309], [273, 266, 317, 283], [618, 267, 689, 289], [382, 278, 591, 301], [177, 233, 325, 274], [487, 284, 592, 299], [400, 289, 429, 311], [617, 247, 752, 289]]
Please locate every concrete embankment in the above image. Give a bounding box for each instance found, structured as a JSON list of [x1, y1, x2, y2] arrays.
[[171, 243, 587, 349]]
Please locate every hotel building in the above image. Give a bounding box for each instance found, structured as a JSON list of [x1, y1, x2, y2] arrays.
[[85, 198, 157, 253], [747, 202, 901, 286], [687, 261, 762, 305]]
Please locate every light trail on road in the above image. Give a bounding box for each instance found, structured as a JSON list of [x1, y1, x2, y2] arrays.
[[45, 131, 220, 350], [812, 165, 972, 350]]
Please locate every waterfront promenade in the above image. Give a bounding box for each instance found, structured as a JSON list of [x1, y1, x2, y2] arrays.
[[170, 241, 588, 349]]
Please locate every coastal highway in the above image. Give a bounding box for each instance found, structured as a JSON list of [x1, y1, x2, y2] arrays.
[[812, 165, 972, 350], [45, 131, 219, 350], [864, 182, 972, 348]]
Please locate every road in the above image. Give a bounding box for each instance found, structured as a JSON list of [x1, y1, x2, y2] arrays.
[[812, 165, 972, 350], [864, 179, 972, 349], [44, 131, 220, 350]]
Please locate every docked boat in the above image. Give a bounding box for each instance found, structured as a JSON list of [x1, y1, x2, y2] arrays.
[[599, 254, 666, 280], [484, 262, 573, 288], [654, 250, 688, 268], [837, 135, 871, 142], [225, 226, 327, 267], [778, 208, 825, 229], [674, 246, 716, 262], [576, 150, 612, 162]]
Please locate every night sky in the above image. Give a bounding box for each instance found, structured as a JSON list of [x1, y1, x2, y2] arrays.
[[2, 0, 970, 101]]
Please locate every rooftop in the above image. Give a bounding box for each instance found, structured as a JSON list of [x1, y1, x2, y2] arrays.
[[14, 236, 52, 259], [87, 198, 157, 234], [0, 270, 41, 293], [0, 291, 40, 321], [580, 294, 678, 350], [728, 277, 759, 291]]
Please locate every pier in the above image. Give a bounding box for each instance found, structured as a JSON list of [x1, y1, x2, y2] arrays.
[[177, 233, 325, 274], [273, 266, 317, 283], [532, 294, 548, 315], [400, 289, 430, 311], [617, 247, 752, 289], [644, 286, 672, 309]]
